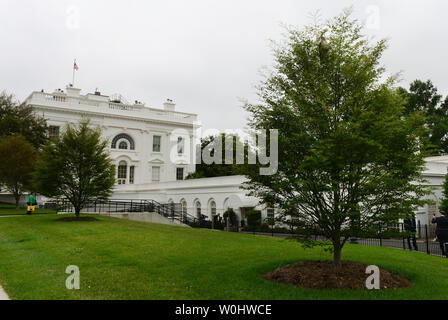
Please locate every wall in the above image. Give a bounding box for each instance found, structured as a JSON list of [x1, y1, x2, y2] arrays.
[[112, 175, 261, 221], [94, 212, 189, 227]]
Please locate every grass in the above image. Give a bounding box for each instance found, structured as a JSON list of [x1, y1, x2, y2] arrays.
[[0, 214, 446, 300], [0, 203, 57, 216]]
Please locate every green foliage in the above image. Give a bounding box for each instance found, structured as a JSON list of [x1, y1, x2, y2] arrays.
[[243, 10, 430, 266], [246, 209, 262, 227], [186, 133, 255, 179], [0, 135, 37, 208], [34, 119, 116, 217], [439, 169, 448, 214], [223, 208, 237, 225], [0, 92, 48, 148], [398, 79, 448, 155]]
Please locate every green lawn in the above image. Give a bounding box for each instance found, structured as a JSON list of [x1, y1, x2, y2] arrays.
[[0, 214, 446, 300], [0, 203, 57, 216]]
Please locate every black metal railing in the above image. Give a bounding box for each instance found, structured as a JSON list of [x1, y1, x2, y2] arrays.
[[49, 198, 229, 230], [56, 199, 173, 215], [241, 222, 448, 258]]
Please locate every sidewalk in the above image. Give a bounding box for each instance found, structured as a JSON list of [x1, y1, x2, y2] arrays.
[[0, 285, 10, 300]]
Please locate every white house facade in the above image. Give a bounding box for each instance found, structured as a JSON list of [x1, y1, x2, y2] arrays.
[[416, 156, 448, 225], [25, 85, 198, 186], [21, 85, 262, 222]]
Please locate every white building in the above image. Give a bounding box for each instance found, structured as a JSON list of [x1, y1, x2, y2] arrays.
[[22, 85, 262, 222], [417, 156, 448, 225]]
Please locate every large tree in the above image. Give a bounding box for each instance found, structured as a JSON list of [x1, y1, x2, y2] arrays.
[[398, 80, 448, 155], [0, 135, 37, 208], [243, 10, 429, 267], [34, 120, 116, 217], [0, 92, 48, 148], [186, 133, 254, 179]]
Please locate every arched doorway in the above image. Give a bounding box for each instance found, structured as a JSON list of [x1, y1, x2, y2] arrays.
[[209, 199, 217, 218], [117, 160, 127, 184], [180, 199, 187, 221], [194, 200, 201, 219]]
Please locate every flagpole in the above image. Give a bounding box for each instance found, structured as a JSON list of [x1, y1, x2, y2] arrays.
[[72, 59, 76, 86]]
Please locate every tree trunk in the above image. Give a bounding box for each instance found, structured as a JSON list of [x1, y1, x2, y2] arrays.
[[333, 242, 342, 268], [75, 208, 80, 218], [14, 192, 20, 210]]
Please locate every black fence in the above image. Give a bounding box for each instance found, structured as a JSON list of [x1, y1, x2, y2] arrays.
[[51, 199, 239, 231], [242, 222, 448, 258], [56, 199, 177, 216]]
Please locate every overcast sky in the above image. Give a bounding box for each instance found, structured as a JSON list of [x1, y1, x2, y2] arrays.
[[1, 0, 447, 132]]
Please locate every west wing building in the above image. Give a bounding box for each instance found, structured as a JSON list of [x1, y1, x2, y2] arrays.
[[23, 85, 261, 222]]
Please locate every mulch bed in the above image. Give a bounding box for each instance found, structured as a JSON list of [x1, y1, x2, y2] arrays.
[[55, 217, 99, 222], [263, 260, 412, 290]]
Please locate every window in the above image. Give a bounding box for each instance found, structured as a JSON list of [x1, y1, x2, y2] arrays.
[[153, 135, 161, 152], [111, 134, 135, 150], [181, 200, 187, 216], [49, 126, 60, 139], [119, 141, 128, 150], [117, 161, 127, 184], [267, 208, 274, 218], [129, 166, 135, 184], [177, 137, 184, 154], [210, 200, 216, 217], [176, 167, 184, 181], [195, 201, 201, 218], [152, 166, 160, 182]]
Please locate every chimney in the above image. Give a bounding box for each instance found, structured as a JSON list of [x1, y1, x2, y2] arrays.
[[66, 85, 81, 97], [163, 98, 175, 111]]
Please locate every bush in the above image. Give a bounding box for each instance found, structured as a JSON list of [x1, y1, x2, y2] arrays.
[[223, 208, 237, 226], [242, 223, 293, 234], [246, 209, 261, 227]]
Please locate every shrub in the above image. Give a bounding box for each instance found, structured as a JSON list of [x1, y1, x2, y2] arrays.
[[223, 208, 237, 226], [246, 209, 262, 227]]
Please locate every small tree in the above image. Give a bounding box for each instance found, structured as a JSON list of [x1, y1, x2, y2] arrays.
[[0, 135, 37, 208], [34, 120, 116, 217], [243, 10, 430, 267]]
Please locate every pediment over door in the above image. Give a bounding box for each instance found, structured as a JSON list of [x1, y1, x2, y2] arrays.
[[148, 158, 165, 164]]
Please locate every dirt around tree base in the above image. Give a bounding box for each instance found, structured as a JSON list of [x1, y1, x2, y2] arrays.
[[263, 260, 412, 290], [55, 216, 99, 222]]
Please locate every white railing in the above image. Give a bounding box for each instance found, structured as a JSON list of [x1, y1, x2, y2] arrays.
[[77, 99, 100, 107], [108, 102, 140, 112], [43, 93, 66, 102], [29, 92, 196, 124]]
